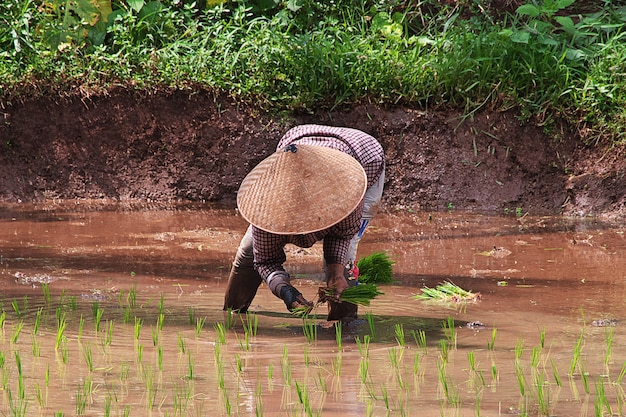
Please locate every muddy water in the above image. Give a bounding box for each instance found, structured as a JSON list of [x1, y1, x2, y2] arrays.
[[1, 201, 625, 417]]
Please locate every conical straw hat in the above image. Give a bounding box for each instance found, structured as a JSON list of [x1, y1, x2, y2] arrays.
[[237, 144, 367, 234]]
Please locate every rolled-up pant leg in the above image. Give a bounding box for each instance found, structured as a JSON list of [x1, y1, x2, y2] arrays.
[[223, 225, 263, 312], [327, 169, 385, 321]]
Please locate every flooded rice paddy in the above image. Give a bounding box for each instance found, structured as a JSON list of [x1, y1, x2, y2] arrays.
[[0, 201, 625, 416]]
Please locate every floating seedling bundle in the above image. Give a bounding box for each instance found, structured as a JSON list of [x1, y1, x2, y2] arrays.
[[414, 281, 481, 304]]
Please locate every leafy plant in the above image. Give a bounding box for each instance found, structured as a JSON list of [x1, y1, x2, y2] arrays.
[[357, 251, 394, 284]]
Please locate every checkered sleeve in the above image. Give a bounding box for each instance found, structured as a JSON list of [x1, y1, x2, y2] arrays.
[[251, 226, 287, 281], [322, 203, 362, 265]]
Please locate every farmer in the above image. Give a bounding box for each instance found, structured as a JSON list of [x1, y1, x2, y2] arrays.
[[223, 124, 385, 320]]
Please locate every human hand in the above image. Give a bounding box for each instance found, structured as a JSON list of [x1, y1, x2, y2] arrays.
[[326, 263, 349, 299], [280, 285, 313, 312]]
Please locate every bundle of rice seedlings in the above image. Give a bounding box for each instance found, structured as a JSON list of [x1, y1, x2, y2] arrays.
[[414, 281, 481, 303], [320, 283, 384, 306], [356, 251, 394, 284]]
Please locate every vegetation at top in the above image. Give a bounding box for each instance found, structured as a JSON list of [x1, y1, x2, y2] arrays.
[[1, 0, 626, 143]]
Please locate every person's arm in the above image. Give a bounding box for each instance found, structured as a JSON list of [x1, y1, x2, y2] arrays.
[[251, 227, 313, 310], [323, 205, 362, 295]]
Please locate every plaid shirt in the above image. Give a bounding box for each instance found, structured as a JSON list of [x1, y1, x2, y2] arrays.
[[253, 125, 385, 280]]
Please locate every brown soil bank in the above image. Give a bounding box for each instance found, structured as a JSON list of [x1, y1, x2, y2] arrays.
[[1, 89, 625, 218]]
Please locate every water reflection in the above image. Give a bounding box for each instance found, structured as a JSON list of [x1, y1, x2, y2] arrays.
[[0, 201, 625, 416]]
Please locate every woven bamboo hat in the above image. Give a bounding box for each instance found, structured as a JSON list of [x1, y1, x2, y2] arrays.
[[237, 144, 367, 234]]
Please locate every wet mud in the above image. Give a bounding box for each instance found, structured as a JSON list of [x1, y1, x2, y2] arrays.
[[0, 201, 625, 416]]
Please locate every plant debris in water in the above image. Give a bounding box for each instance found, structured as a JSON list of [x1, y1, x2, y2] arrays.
[[318, 283, 384, 306], [356, 251, 395, 284], [414, 281, 481, 304]]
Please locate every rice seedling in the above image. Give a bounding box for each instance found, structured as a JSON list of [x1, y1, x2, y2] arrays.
[[11, 298, 22, 318], [158, 293, 165, 316], [388, 346, 404, 369], [92, 302, 104, 332], [569, 329, 584, 376], [580, 364, 590, 394], [359, 357, 369, 384], [365, 311, 376, 340], [242, 312, 258, 338], [295, 381, 311, 414], [414, 281, 480, 304], [33, 307, 43, 335], [187, 351, 195, 380], [78, 314, 85, 343], [395, 323, 406, 347], [550, 358, 562, 387], [123, 306, 132, 324], [41, 283, 51, 304], [412, 329, 427, 354], [281, 345, 292, 386], [55, 312, 67, 350], [177, 333, 186, 354], [355, 335, 370, 358], [136, 343, 144, 364], [11, 321, 23, 344], [444, 316, 456, 349], [157, 346, 163, 371], [595, 376, 612, 416], [156, 312, 164, 332], [321, 283, 384, 306], [605, 326, 614, 373], [68, 296, 78, 311], [487, 328, 497, 351], [83, 343, 94, 372], [31, 334, 41, 357], [119, 362, 130, 382], [134, 317, 143, 342], [616, 361, 626, 385], [34, 382, 45, 410], [105, 320, 114, 347], [195, 317, 206, 337], [302, 318, 317, 344], [151, 326, 159, 347], [534, 370, 549, 416], [335, 322, 343, 351], [356, 251, 394, 284], [214, 323, 226, 345], [127, 284, 137, 308], [142, 366, 157, 409]]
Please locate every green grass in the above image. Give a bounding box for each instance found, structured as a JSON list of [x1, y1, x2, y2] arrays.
[[0, 1, 625, 144]]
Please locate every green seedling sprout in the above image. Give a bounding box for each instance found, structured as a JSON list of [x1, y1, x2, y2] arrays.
[[177, 333, 186, 354], [487, 328, 497, 351], [569, 329, 584, 376], [335, 321, 343, 351], [214, 323, 226, 345], [42, 283, 51, 304], [195, 317, 206, 337], [550, 358, 562, 387], [33, 307, 42, 335], [11, 298, 22, 318], [134, 317, 143, 342], [11, 321, 23, 344], [395, 323, 405, 347], [332, 352, 342, 377], [412, 329, 427, 354], [365, 311, 376, 340], [127, 284, 137, 308]]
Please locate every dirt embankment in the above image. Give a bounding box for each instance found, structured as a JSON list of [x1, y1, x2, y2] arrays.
[[1, 89, 625, 218]]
